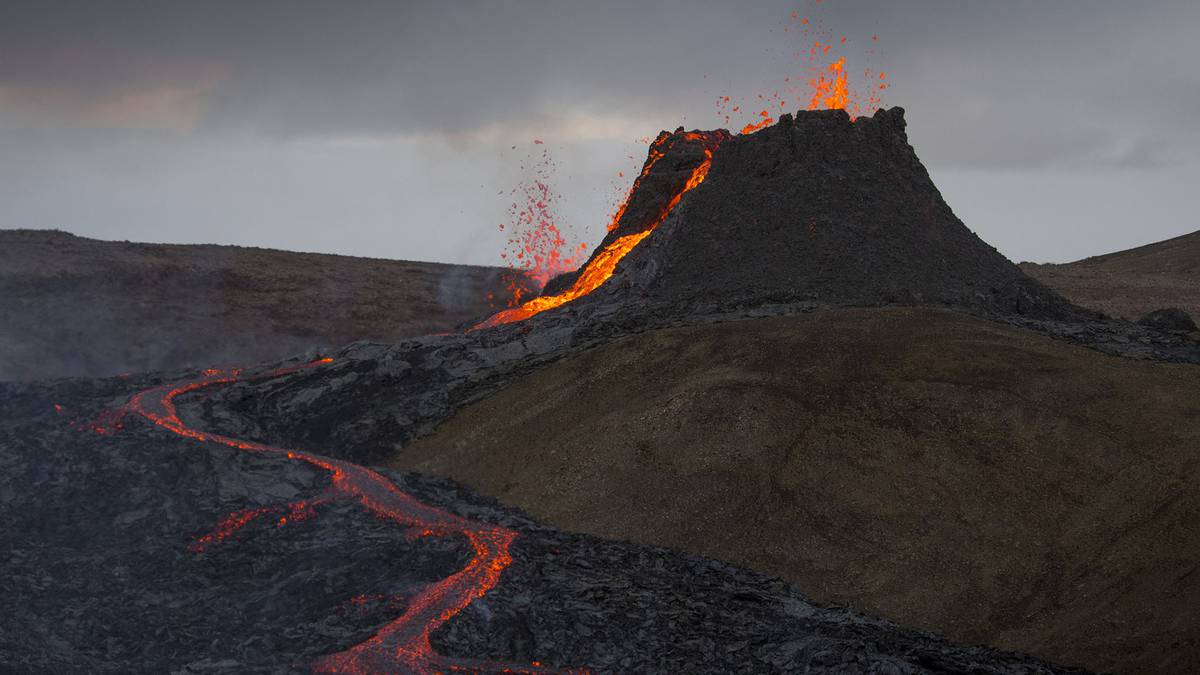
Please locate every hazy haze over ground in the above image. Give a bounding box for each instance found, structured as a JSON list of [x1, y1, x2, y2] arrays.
[[2, 0, 1196, 265]]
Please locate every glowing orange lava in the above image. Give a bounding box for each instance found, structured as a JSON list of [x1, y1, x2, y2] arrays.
[[478, 5, 891, 329], [808, 55, 848, 110], [715, 6, 889, 131], [93, 358, 585, 674], [473, 138, 717, 330], [495, 144, 589, 307]]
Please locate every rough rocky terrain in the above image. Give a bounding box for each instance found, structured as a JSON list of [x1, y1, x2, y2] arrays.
[[1, 363, 1091, 674], [0, 229, 518, 381], [1021, 229, 1199, 321], [393, 307, 1200, 675]]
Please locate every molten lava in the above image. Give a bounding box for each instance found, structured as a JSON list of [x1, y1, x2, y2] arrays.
[[496, 144, 589, 306], [478, 7, 891, 329], [95, 358, 584, 674], [808, 55, 849, 110], [473, 134, 719, 330], [715, 7, 889, 132]]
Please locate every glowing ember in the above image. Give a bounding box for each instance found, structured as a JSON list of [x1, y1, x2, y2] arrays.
[[495, 143, 589, 307], [473, 134, 721, 330], [715, 5, 889, 132], [808, 55, 849, 110], [93, 359, 584, 674]]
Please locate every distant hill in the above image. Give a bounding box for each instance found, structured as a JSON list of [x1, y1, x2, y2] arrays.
[[1021, 229, 1200, 321], [0, 229, 515, 381]]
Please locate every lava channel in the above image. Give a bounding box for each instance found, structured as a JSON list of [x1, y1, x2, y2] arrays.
[[97, 358, 586, 674]]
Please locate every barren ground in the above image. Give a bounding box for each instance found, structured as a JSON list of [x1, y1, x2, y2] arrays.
[[1021, 229, 1199, 321], [393, 307, 1200, 675], [0, 229, 513, 381]]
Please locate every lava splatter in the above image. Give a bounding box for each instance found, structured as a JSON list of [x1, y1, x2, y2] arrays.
[[715, 4, 889, 132], [472, 132, 723, 330], [494, 143, 589, 308]]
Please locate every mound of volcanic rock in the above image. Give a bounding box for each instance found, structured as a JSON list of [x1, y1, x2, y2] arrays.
[[574, 108, 1083, 320]]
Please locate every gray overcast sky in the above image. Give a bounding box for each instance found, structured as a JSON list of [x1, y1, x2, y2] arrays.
[[1, 0, 1197, 266]]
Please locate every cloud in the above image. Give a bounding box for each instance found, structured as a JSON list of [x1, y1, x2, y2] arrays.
[[1, 0, 1199, 268], [0, 67, 227, 131]]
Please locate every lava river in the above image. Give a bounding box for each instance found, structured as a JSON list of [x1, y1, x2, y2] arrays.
[[100, 358, 585, 674], [92, 131, 727, 673]]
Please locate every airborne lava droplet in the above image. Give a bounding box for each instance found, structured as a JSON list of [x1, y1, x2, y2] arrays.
[[473, 133, 723, 330]]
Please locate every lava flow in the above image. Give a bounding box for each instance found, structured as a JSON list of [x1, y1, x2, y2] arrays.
[[99, 358, 584, 674], [473, 132, 721, 330]]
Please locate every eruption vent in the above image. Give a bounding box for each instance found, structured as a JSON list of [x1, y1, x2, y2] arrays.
[[604, 108, 1081, 320], [477, 107, 1081, 329]]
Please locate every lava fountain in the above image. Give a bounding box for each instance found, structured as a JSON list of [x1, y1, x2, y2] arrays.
[[472, 131, 725, 330]]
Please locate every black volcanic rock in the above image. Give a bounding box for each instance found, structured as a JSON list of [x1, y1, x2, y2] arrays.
[[1138, 307, 1198, 332], [539, 269, 580, 297], [536, 128, 727, 300], [600, 129, 728, 243], [594, 108, 1085, 320], [1, 371, 1092, 674]]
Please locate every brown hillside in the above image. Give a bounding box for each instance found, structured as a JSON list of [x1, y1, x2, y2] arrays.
[[393, 308, 1200, 674], [0, 229, 516, 381], [1021, 229, 1200, 321]]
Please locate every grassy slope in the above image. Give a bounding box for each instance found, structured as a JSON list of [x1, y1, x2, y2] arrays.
[[393, 307, 1200, 674]]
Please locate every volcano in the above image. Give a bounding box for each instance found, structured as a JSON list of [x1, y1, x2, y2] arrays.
[[5, 107, 1198, 674], [485, 108, 1083, 329]]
